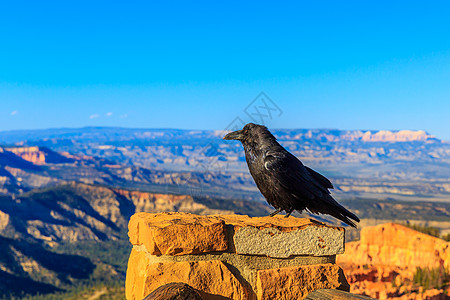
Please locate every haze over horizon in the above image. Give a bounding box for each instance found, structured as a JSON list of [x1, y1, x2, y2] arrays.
[[0, 125, 444, 144], [0, 124, 442, 135], [1, 1, 450, 139]]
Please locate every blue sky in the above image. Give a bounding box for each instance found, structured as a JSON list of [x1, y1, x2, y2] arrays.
[[1, 1, 450, 139]]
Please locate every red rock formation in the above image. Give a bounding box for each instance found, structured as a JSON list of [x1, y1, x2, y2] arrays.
[[337, 223, 450, 300], [7, 146, 47, 165], [339, 223, 448, 269], [114, 188, 190, 205]]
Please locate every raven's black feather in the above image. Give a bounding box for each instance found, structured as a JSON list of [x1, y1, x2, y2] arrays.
[[223, 123, 360, 227]]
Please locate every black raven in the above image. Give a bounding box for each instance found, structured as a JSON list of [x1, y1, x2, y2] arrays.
[[223, 123, 360, 227]]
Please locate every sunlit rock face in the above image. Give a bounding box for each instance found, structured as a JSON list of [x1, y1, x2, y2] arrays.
[[338, 223, 448, 269], [337, 223, 450, 300], [6, 146, 47, 165], [6, 146, 76, 165]]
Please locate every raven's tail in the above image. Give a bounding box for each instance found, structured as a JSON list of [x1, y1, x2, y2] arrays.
[[320, 195, 360, 228], [331, 207, 360, 228]]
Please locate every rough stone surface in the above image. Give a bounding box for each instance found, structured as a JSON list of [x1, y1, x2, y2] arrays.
[[234, 225, 344, 258], [126, 248, 150, 300], [130, 244, 335, 294], [256, 263, 350, 300], [128, 212, 228, 255], [126, 213, 348, 300], [126, 248, 248, 300], [213, 214, 323, 231], [128, 212, 344, 257]]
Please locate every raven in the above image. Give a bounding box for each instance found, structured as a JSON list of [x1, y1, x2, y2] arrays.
[[223, 123, 360, 227]]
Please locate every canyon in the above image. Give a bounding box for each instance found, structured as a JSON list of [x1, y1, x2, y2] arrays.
[[1, 127, 450, 298]]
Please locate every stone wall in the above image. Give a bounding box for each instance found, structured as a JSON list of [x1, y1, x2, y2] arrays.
[[125, 212, 350, 300]]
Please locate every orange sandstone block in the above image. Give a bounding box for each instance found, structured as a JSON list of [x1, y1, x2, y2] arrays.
[[128, 212, 228, 255], [256, 263, 349, 300], [126, 249, 248, 300], [126, 248, 150, 300]]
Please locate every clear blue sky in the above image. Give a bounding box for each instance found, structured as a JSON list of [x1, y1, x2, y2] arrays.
[[1, 1, 450, 139]]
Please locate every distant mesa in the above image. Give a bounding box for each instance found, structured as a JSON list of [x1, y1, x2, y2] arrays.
[[277, 129, 437, 143], [5, 146, 75, 165], [0, 126, 441, 144], [360, 130, 434, 142]]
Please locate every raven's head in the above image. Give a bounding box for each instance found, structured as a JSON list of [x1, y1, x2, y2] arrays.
[[223, 123, 276, 144]]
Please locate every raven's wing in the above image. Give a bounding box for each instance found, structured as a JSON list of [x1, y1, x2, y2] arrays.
[[264, 150, 329, 199], [264, 149, 360, 227], [305, 166, 333, 189]]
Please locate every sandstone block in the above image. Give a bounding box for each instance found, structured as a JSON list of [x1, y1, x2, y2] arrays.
[[126, 249, 248, 300], [128, 212, 228, 255], [234, 225, 344, 258], [126, 248, 150, 300], [256, 263, 349, 300]]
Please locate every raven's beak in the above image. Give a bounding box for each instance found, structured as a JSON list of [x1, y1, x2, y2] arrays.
[[223, 130, 244, 140]]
